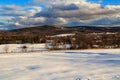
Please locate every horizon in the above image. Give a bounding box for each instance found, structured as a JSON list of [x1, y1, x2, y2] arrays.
[[0, 0, 120, 30]]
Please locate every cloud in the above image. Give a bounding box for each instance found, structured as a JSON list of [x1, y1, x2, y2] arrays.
[[0, 4, 43, 29], [32, 0, 86, 5], [0, 22, 5, 25], [33, 0, 120, 26], [2, 5, 23, 11], [1, 0, 120, 30], [51, 3, 79, 11]]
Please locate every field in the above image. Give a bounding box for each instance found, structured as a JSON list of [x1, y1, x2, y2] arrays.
[[0, 49, 120, 80]]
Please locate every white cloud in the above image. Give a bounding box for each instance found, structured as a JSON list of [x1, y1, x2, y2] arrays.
[[1, 0, 120, 30], [33, 0, 120, 26]]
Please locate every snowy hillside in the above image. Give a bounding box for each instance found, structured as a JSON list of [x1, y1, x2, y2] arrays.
[[0, 49, 120, 80]]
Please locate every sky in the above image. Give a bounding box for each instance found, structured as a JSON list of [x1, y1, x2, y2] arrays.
[[0, 0, 120, 30]]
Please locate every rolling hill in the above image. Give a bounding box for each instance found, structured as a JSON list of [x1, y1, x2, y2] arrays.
[[0, 25, 120, 37]]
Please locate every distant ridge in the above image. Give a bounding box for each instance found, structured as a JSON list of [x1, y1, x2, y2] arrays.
[[0, 25, 120, 37]]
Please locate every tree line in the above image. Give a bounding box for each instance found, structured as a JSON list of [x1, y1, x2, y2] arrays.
[[0, 32, 120, 49], [47, 32, 120, 49]]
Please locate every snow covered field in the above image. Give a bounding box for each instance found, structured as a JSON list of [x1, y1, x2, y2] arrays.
[[0, 44, 47, 53], [0, 49, 120, 80]]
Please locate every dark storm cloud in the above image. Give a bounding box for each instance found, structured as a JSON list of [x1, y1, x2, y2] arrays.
[[0, 22, 5, 25]]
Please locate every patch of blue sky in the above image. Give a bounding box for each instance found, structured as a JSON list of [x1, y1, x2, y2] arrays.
[[0, 0, 30, 6]]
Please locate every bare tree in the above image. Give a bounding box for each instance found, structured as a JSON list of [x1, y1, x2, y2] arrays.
[[4, 45, 9, 53], [21, 45, 28, 53]]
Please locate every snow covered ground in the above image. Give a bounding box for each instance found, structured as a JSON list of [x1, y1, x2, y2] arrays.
[[51, 33, 75, 37], [0, 44, 47, 53], [0, 49, 120, 80]]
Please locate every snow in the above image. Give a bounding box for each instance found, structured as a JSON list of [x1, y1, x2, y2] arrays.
[[0, 48, 120, 80], [0, 44, 47, 53], [51, 33, 75, 37]]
